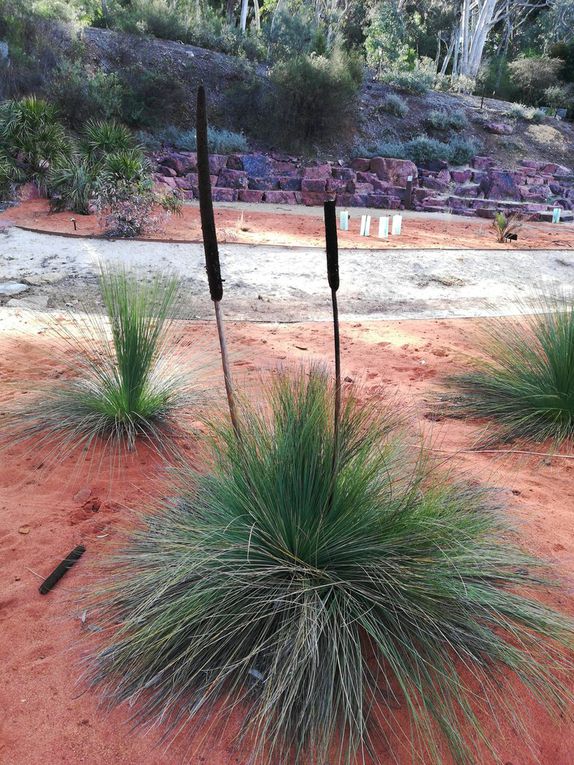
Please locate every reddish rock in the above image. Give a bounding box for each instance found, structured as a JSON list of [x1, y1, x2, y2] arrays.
[[208, 154, 227, 175], [454, 183, 480, 198], [226, 154, 244, 171], [302, 164, 332, 179], [369, 157, 417, 186], [335, 193, 367, 207], [157, 165, 177, 177], [356, 171, 378, 184], [553, 164, 573, 177], [212, 187, 238, 202], [481, 170, 521, 201], [278, 177, 301, 191], [243, 154, 274, 176], [332, 167, 356, 181], [159, 152, 197, 175], [174, 176, 193, 190], [471, 156, 495, 170], [451, 169, 472, 183], [301, 178, 327, 192], [350, 158, 371, 172], [367, 193, 401, 209], [371, 178, 394, 192], [485, 122, 513, 135], [263, 190, 298, 204], [158, 176, 177, 189], [217, 169, 248, 189], [301, 190, 332, 206], [326, 178, 348, 193], [437, 168, 451, 184], [238, 189, 265, 203], [248, 177, 279, 191], [421, 177, 449, 192]]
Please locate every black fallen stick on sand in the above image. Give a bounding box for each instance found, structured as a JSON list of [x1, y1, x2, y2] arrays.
[[323, 200, 341, 465], [196, 85, 240, 438], [39, 545, 86, 594]]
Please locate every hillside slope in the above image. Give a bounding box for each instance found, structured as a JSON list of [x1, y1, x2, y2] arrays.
[[80, 27, 574, 168]]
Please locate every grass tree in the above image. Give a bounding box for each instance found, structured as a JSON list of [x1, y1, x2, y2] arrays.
[[2, 266, 198, 458], [83, 91, 574, 765], [445, 293, 574, 445]]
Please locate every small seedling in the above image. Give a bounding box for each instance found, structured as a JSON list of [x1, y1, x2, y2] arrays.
[[493, 211, 523, 243]]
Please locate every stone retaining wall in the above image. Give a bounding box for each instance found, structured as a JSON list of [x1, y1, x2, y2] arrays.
[[153, 151, 574, 222]]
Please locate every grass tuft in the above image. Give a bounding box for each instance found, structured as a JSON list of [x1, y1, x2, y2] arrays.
[[85, 368, 573, 765], [2, 266, 198, 457], [444, 294, 574, 445]]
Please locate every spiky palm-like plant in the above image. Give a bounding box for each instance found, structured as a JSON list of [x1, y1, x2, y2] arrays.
[[86, 369, 573, 765], [81, 119, 136, 163], [48, 154, 96, 214], [3, 266, 197, 456], [445, 294, 574, 444]]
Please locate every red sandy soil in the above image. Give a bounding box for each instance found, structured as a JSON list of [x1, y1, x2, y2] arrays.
[[2, 199, 574, 250], [1, 313, 573, 765]]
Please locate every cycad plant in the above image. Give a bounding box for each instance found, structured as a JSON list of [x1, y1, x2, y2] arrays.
[[48, 155, 96, 215], [86, 368, 573, 765], [3, 266, 197, 456], [444, 294, 574, 444], [81, 119, 136, 163]]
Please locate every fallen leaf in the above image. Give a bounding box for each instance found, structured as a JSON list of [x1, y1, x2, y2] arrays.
[[18, 525, 31, 535]]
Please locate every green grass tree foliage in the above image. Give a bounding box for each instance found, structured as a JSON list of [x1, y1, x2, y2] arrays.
[[2, 266, 196, 456], [445, 294, 574, 445], [86, 369, 573, 765], [0, 96, 71, 191]]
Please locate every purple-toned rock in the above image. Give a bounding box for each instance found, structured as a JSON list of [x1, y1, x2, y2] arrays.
[[356, 171, 377, 184], [263, 190, 298, 204], [301, 190, 332, 206], [451, 169, 472, 184], [175, 176, 193, 190], [367, 193, 401, 209], [208, 154, 227, 175], [454, 183, 480, 198], [238, 189, 265, 203], [159, 153, 197, 175], [226, 154, 244, 171], [422, 177, 449, 192], [335, 193, 367, 207], [278, 176, 301, 191], [471, 156, 495, 170], [350, 158, 370, 172], [158, 176, 177, 189], [302, 163, 332, 179], [482, 170, 521, 201], [325, 178, 347, 193], [437, 168, 451, 184], [549, 182, 563, 195], [371, 178, 394, 192], [332, 167, 356, 181], [248, 177, 279, 191], [157, 165, 177, 177], [218, 168, 248, 189], [301, 178, 327, 192], [243, 154, 274, 177], [212, 187, 238, 202], [370, 157, 417, 186], [553, 164, 573, 177], [520, 160, 539, 169], [485, 122, 514, 135]]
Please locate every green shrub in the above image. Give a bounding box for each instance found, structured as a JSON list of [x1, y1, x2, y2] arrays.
[[351, 139, 407, 160], [380, 93, 409, 117], [0, 96, 72, 190], [81, 120, 136, 163], [404, 135, 450, 164], [269, 49, 361, 148], [2, 266, 196, 455], [119, 65, 191, 129], [447, 134, 480, 165], [425, 108, 468, 131], [508, 56, 564, 105], [380, 68, 433, 95], [86, 369, 573, 765], [48, 155, 96, 214], [46, 62, 124, 129], [445, 294, 574, 444]]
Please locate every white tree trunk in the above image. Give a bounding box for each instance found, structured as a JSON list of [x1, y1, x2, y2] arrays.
[[240, 0, 249, 32]]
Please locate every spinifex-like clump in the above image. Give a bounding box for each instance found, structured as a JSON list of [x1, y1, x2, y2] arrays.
[[446, 294, 574, 445], [3, 265, 197, 457], [86, 369, 573, 765]]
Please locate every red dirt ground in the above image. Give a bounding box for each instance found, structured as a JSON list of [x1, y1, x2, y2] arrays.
[[1, 313, 573, 764], [2, 199, 574, 250]]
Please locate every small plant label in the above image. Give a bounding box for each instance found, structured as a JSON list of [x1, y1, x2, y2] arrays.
[[359, 215, 371, 236], [391, 214, 403, 236], [339, 210, 349, 231], [552, 207, 561, 223]]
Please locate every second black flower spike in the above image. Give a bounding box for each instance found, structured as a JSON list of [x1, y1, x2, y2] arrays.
[[196, 85, 223, 303]]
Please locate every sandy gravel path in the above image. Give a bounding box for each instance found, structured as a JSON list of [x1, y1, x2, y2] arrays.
[[1, 226, 572, 321]]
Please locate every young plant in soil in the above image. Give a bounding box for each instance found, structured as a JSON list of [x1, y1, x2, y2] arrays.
[[445, 294, 574, 445], [85, 367, 573, 765], [2, 266, 198, 458], [492, 211, 523, 243]]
